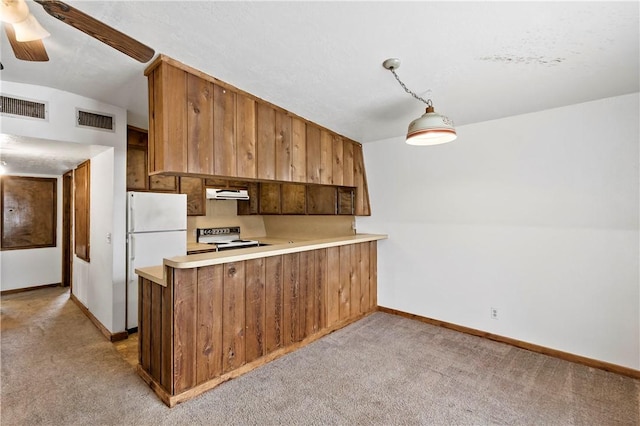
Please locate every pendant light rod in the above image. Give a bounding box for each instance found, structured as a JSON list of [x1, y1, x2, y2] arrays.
[[382, 58, 432, 107]]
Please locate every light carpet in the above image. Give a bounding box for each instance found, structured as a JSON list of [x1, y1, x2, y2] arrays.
[[1, 286, 638, 425]]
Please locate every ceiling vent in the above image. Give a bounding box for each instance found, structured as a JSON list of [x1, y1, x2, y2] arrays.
[[76, 108, 115, 132], [0, 94, 48, 120]]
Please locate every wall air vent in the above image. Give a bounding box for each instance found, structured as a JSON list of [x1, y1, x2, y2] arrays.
[[0, 95, 48, 120], [76, 108, 115, 132]]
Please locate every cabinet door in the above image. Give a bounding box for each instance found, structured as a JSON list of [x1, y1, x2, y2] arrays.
[[236, 94, 257, 179], [237, 183, 259, 215], [291, 117, 307, 183], [179, 177, 205, 216], [337, 187, 354, 215], [149, 175, 177, 192], [306, 185, 336, 215], [306, 125, 321, 184], [213, 84, 237, 177], [319, 130, 333, 185], [127, 146, 148, 191], [281, 183, 306, 214], [259, 182, 281, 214], [256, 103, 276, 180]]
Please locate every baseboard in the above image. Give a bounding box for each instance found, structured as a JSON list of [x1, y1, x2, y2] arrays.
[[1, 283, 61, 296], [69, 293, 129, 342], [378, 306, 640, 380]]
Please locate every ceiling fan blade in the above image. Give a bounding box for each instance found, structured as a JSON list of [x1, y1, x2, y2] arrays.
[[34, 0, 154, 63], [4, 24, 49, 61]]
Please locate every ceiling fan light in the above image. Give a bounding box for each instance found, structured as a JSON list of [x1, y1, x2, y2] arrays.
[[406, 106, 457, 146], [12, 13, 50, 41], [0, 0, 29, 24]]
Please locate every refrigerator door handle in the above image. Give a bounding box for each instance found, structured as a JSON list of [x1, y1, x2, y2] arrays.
[[128, 194, 135, 232], [129, 235, 135, 261]]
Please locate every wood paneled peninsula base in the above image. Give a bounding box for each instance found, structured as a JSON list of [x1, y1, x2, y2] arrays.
[[135, 234, 386, 407]]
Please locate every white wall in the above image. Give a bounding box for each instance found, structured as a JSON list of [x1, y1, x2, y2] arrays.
[[0, 82, 127, 334], [0, 174, 62, 291], [358, 93, 639, 370]]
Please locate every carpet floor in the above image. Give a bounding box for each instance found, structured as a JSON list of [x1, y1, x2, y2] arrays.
[[1, 286, 638, 425]]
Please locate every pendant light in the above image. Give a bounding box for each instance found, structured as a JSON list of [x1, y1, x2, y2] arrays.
[[383, 58, 456, 145]]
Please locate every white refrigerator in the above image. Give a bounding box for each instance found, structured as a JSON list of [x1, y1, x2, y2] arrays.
[[126, 191, 187, 330]]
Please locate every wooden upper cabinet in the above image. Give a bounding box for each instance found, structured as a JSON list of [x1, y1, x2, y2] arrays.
[[306, 125, 321, 184], [213, 84, 237, 177], [187, 73, 214, 175], [148, 61, 188, 174], [291, 117, 306, 183], [307, 185, 337, 215], [236, 94, 257, 179], [259, 182, 281, 214], [145, 56, 371, 215], [127, 126, 177, 192], [275, 110, 292, 182], [281, 183, 306, 215], [256, 103, 276, 180], [179, 177, 205, 216]]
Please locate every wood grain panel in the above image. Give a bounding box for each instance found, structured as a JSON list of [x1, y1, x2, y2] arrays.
[[265, 255, 283, 353], [236, 94, 257, 179], [275, 110, 292, 181], [151, 283, 162, 379], [213, 84, 237, 177], [306, 185, 336, 215], [314, 248, 327, 331], [245, 258, 266, 363], [196, 265, 223, 384], [140, 278, 151, 372], [179, 177, 205, 216], [159, 62, 188, 173], [281, 183, 306, 214], [342, 140, 355, 187], [332, 134, 344, 186], [222, 262, 246, 373], [187, 74, 214, 174], [150, 175, 178, 192], [298, 250, 316, 338], [258, 182, 280, 214], [306, 125, 321, 184], [126, 146, 148, 190], [353, 144, 371, 216], [320, 130, 334, 185], [339, 244, 352, 321], [257, 103, 276, 180], [147, 72, 157, 173], [350, 243, 361, 317], [291, 117, 307, 183], [283, 253, 300, 345], [326, 247, 340, 326], [161, 273, 173, 391], [359, 242, 371, 312], [173, 268, 198, 393]]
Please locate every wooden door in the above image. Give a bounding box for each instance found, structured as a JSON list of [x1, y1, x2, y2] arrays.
[[337, 187, 354, 215], [62, 171, 73, 287], [74, 161, 90, 262]]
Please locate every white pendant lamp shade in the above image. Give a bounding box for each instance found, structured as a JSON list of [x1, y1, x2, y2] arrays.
[[12, 13, 50, 41], [406, 105, 457, 146]]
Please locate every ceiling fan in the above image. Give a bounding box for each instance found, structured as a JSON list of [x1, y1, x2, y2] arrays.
[[0, 0, 154, 63]]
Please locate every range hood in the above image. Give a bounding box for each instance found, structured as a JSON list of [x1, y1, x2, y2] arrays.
[[206, 188, 250, 200]]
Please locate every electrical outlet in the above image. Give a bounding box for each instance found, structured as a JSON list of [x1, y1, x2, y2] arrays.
[[491, 307, 498, 320]]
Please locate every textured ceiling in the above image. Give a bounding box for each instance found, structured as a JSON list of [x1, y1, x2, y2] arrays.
[[0, 1, 638, 175]]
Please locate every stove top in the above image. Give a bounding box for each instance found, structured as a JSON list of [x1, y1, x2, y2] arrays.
[[196, 227, 261, 250]]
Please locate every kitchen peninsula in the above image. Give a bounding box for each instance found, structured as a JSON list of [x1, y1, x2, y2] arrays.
[[136, 233, 386, 407]]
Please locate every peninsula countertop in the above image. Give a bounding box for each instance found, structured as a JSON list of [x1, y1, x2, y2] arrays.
[[135, 233, 387, 286]]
